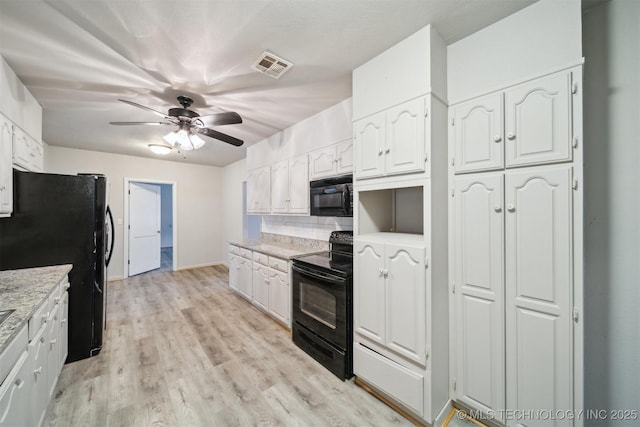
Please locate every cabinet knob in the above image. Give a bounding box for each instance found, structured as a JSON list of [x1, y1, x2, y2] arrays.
[[385, 148, 390, 154], [50, 339, 57, 346], [494, 205, 502, 212], [378, 149, 383, 156], [507, 204, 516, 212], [15, 379, 24, 388], [507, 132, 516, 140], [34, 367, 43, 375], [494, 135, 502, 143]]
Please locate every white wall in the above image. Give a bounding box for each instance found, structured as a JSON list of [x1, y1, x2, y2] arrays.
[[220, 158, 247, 259], [447, 0, 582, 103], [46, 146, 224, 280], [583, 1, 640, 424]]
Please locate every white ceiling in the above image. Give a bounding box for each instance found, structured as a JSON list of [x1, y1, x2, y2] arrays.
[[0, 0, 537, 167]]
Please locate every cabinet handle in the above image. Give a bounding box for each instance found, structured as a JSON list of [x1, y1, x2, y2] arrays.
[[494, 135, 502, 143], [494, 205, 502, 212], [61, 319, 67, 324], [34, 367, 43, 375], [507, 132, 516, 140], [50, 339, 57, 346], [41, 313, 48, 323], [54, 297, 61, 304], [507, 204, 516, 212], [378, 149, 383, 156]]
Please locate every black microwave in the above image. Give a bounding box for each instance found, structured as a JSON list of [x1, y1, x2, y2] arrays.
[[309, 175, 353, 217]]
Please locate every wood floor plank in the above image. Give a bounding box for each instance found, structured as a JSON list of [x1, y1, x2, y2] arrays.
[[43, 265, 413, 426]]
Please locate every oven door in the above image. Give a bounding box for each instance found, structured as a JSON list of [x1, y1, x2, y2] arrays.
[[292, 263, 348, 349]]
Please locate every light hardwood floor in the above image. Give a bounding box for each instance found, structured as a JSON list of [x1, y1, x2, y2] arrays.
[[43, 265, 413, 426]]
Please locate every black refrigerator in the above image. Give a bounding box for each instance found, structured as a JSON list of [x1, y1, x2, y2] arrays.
[[0, 170, 114, 363]]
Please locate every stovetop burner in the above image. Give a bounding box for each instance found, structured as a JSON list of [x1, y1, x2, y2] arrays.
[[293, 251, 352, 276]]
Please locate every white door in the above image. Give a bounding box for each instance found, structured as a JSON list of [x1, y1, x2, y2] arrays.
[[453, 92, 504, 173], [505, 166, 573, 419], [354, 112, 385, 179], [505, 72, 572, 167], [454, 173, 505, 416], [385, 97, 426, 176], [129, 182, 161, 276], [354, 239, 386, 345], [385, 242, 426, 365], [288, 154, 309, 214], [269, 269, 289, 325]]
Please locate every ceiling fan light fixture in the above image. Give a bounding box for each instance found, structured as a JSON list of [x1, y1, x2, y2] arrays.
[[148, 144, 172, 155], [163, 131, 177, 146]]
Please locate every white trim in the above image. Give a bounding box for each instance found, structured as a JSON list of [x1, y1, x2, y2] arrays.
[[123, 177, 178, 278]]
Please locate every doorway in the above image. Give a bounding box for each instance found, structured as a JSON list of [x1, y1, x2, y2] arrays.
[[124, 178, 177, 277]]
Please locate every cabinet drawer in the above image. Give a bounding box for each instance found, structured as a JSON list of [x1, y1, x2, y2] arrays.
[[29, 299, 50, 341], [253, 251, 269, 265], [0, 323, 28, 385], [269, 257, 288, 272], [354, 343, 424, 416], [238, 248, 252, 259], [229, 245, 240, 256]]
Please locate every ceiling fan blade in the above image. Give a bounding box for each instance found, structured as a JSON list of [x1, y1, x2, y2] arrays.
[[196, 111, 243, 127], [109, 121, 171, 126], [118, 99, 170, 119], [192, 126, 244, 147]]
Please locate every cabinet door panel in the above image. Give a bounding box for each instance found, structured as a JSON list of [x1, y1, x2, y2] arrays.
[[453, 174, 505, 414], [271, 160, 289, 213], [0, 352, 30, 427], [288, 155, 309, 214], [236, 257, 253, 300], [505, 72, 572, 167], [309, 146, 337, 180], [454, 93, 503, 173], [0, 116, 13, 214], [252, 263, 269, 311], [354, 240, 385, 344], [505, 166, 572, 416], [385, 98, 425, 176], [336, 139, 353, 175], [269, 269, 289, 326], [247, 166, 271, 214], [354, 112, 385, 179], [385, 243, 426, 365]]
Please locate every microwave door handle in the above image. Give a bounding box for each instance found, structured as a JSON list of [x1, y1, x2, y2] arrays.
[[343, 187, 349, 216]]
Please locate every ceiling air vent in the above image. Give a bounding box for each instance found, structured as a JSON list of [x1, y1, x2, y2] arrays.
[[252, 51, 293, 79]]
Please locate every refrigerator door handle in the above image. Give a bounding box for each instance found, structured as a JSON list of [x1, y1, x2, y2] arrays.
[[106, 206, 115, 267]]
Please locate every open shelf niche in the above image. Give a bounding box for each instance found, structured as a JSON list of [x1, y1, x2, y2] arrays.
[[357, 185, 424, 238]]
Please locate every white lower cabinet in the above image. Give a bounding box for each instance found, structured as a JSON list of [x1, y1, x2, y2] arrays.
[[229, 245, 290, 328], [0, 349, 30, 427], [0, 276, 69, 427], [452, 165, 574, 422]]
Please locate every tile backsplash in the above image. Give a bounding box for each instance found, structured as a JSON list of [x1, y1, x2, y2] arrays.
[[261, 216, 353, 241]]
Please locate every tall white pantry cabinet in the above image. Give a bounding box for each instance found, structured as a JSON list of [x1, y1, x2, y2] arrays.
[[351, 25, 450, 425], [448, 66, 583, 424]]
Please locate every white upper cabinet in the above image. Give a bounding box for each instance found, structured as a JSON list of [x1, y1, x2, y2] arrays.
[[452, 71, 573, 174], [308, 139, 353, 180], [385, 97, 426, 177], [247, 165, 271, 214], [354, 111, 385, 179], [0, 114, 13, 216], [271, 154, 309, 215], [452, 93, 504, 173], [12, 126, 43, 172], [505, 165, 573, 417], [505, 72, 572, 167], [453, 173, 505, 416]]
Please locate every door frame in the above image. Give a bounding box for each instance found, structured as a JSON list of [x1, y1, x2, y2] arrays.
[[123, 177, 177, 278]]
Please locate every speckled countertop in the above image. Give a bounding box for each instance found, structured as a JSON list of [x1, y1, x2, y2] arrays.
[[229, 233, 328, 260], [0, 265, 72, 354]]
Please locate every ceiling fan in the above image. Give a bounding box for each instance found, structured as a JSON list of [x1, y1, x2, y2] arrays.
[[110, 95, 244, 149]]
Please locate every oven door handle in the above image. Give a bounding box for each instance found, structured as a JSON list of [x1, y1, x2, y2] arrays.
[[292, 264, 346, 284]]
